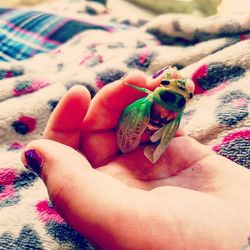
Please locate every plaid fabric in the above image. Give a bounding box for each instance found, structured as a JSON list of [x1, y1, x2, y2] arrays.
[[0, 9, 111, 62]]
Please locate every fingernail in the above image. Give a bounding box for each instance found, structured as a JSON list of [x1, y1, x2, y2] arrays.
[[152, 66, 170, 79], [24, 149, 43, 177], [121, 71, 129, 81], [121, 70, 137, 84]]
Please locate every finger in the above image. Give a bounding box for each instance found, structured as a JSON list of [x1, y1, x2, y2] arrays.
[[174, 128, 186, 137], [81, 128, 183, 169], [82, 70, 147, 132], [81, 131, 118, 167], [80, 131, 149, 168], [21, 139, 144, 247], [43, 85, 91, 149]]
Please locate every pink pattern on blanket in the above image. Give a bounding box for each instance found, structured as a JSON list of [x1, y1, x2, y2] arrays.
[[0, 185, 16, 200], [80, 53, 95, 65], [8, 141, 25, 150], [6, 71, 13, 78], [230, 98, 248, 108], [0, 168, 16, 185], [79, 53, 103, 65], [0, 168, 17, 201], [138, 48, 150, 64], [203, 83, 227, 96], [96, 78, 105, 88], [213, 130, 250, 152], [13, 79, 49, 97], [36, 199, 64, 223], [11, 116, 37, 135], [240, 34, 250, 41], [192, 64, 208, 94]]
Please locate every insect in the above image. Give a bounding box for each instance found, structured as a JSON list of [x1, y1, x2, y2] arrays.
[[117, 67, 195, 163]]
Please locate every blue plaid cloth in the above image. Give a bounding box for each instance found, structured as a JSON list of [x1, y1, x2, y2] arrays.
[[0, 9, 111, 61]]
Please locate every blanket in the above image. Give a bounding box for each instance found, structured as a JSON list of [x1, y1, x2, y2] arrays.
[[0, 0, 249, 249]]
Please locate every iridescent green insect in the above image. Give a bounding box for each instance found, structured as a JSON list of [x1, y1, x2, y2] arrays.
[[117, 68, 194, 163]]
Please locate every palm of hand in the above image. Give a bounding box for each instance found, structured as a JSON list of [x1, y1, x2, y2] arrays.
[[42, 71, 250, 250]]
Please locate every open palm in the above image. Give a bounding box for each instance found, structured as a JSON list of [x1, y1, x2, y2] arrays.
[[25, 70, 250, 250]]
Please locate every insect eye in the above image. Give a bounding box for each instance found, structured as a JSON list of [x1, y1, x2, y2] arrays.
[[178, 85, 186, 91], [177, 80, 186, 90], [189, 93, 193, 99], [161, 79, 170, 86], [178, 79, 186, 84], [160, 91, 176, 103], [177, 96, 186, 108]]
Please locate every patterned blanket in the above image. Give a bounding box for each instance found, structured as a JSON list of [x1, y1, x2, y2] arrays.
[[0, 0, 249, 249]]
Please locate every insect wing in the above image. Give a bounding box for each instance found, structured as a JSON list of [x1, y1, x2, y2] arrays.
[[117, 98, 152, 153], [145, 112, 183, 163], [150, 126, 165, 143]]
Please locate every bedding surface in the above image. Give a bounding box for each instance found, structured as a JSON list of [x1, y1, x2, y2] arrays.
[[0, 0, 249, 249]]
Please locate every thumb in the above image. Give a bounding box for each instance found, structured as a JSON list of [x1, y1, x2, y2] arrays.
[[21, 139, 139, 247]]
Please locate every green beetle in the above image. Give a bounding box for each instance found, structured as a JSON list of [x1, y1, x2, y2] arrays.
[[117, 67, 195, 163]]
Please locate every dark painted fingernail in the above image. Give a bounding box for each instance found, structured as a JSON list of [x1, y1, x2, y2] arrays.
[[24, 149, 43, 177], [152, 66, 170, 79]]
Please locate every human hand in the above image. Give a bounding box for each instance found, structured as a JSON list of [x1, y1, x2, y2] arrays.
[[22, 70, 250, 250]]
